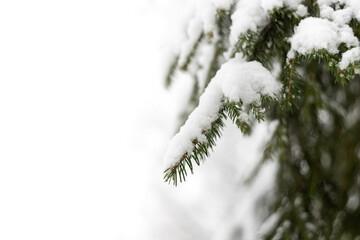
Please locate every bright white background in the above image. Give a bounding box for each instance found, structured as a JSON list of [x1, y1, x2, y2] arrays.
[[0, 1, 173, 239], [0, 1, 277, 239]]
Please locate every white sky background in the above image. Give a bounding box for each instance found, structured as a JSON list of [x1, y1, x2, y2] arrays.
[[0, 1, 278, 239], [0, 0, 174, 239]]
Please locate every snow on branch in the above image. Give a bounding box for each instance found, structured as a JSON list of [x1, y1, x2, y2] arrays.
[[286, 15, 360, 83], [318, 0, 360, 24], [164, 56, 281, 185], [286, 0, 360, 70], [230, 0, 307, 47], [287, 17, 359, 59], [339, 47, 360, 70]]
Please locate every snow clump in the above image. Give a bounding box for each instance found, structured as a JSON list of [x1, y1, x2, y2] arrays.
[[287, 17, 359, 59], [339, 47, 360, 70]]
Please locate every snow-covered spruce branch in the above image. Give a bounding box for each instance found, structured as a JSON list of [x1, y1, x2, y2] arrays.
[[163, 108, 226, 186], [179, 33, 204, 72], [164, 56, 179, 88], [287, 16, 359, 72], [273, 14, 360, 110], [163, 57, 281, 185], [164, 5, 234, 89], [231, 7, 303, 62]]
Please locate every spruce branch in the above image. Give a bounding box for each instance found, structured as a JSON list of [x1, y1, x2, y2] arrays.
[[203, 6, 233, 89], [163, 107, 227, 186], [180, 33, 204, 71], [287, 58, 295, 103], [225, 101, 251, 134], [204, 42, 222, 89], [231, 31, 258, 59], [164, 95, 279, 186], [165, 56, 179, 88]]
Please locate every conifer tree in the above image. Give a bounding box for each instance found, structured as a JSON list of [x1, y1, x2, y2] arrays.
[[163, 0, 360, 239]]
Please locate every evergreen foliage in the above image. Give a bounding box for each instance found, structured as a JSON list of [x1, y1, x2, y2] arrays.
[[163, 0, 360, 238]]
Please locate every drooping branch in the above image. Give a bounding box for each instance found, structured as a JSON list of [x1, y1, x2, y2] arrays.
[[163, 58, 281, 185]]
